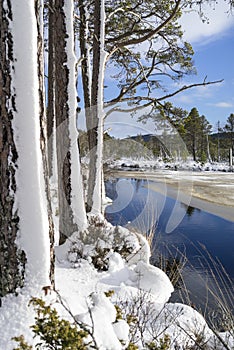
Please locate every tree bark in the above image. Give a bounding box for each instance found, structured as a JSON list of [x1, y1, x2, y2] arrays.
[[78, 0, 95, 212], [54, 0, 88, 242], [79, 0, 91, 111], [54, 0, 77, 243], [35, 0, 55, 286], [47, 0, 56, 179], [87, 0, 107, 214], [0, 1, 26, 299]]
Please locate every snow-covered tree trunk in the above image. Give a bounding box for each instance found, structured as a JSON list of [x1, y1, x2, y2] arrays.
[[47, 0, 56, 180], [0, 1, 26, 298], [0, 0, 52, 298], [54, 0, 87, 244], [78, 0, 93, 211], [87, 0, 107, 215], [206, 134, 212, 163], [79, 0, 91, 111], [35, 0, 55, 285]]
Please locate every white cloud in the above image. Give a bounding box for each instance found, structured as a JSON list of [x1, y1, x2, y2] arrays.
[[105, 105, 157, 138], [171, 94, 193, 105], [180, 0, 234, 43], [171, 80, 223, 105], [213, 102, 234, 108]]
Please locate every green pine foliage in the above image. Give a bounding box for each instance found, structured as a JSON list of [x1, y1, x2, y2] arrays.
[[12, 335, 33, 350], [126, 343, 139, 350], [146, 334, 171, 350], [13, 297, 88, 350]]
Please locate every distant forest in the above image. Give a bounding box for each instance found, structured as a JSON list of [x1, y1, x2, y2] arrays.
[[79, 108, 234, 163]]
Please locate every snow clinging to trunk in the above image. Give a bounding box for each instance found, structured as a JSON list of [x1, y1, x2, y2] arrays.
[[11, 1, 50, 287], [90, 0, 108, 215], [63, 0, 88, 231]]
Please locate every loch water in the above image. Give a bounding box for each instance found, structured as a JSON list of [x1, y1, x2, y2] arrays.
[[105, 177, 234, 328]]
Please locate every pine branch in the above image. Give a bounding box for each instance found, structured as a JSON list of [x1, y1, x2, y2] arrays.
[[113, 0, 182, 48], [106, 78, 224, 106], [157, 79, 224, 102], [105, 101, 153, 118]]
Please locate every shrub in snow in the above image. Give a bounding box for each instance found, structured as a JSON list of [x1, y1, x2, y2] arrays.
[[150, 255, 186, 289], [12, 335, 33, 350], [113, 290, 162, 348], [13, 297, 89, 350], [76, 292, 129, 349], [145, 334, 171, 350], [107, 290, 177, 350], [61, 219, 141, 271]]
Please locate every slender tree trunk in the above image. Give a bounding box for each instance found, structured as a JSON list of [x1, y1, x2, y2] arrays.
[[78, 0, 108, 215], [217, 121, 220, 162], [231, 132, 234, 154], [0, 2, 26, 298], [54, 0, 76, 244], [47, 0, 56, 179], [192, 136, 196, 161], [79, 0, 92, 211], [206, 134, 211, 163], [79, 0, 91, 111], [54, 0, 87, 243], [35, 0, 55, 285], [87, 0, 107, 214], [217, 135, 220, 162], [89, 0, 100, 213], [230, 148, 233, 170], [78, 0, 94, 212]]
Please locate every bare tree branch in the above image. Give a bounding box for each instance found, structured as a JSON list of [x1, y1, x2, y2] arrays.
[[106, 78, 223, 106], [105, 101, 153, 118], [157, 78, 224, 101]]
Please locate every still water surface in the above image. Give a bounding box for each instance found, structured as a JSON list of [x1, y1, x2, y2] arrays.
[[105, 177, 234, 326]]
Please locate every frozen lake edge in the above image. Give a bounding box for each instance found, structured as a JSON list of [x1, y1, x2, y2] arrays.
[[110, 169, 234, 222]]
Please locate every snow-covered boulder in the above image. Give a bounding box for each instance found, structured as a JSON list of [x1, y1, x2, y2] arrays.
[[131, 261, 174, 304], [76, 292, 125, 350], [112, 319, 130, 346]]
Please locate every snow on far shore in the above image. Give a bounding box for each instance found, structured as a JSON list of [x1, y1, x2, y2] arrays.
[[107, 157, 232, 173]]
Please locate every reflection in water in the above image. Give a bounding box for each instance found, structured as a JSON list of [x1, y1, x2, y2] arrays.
[[181, 204, 201, 217], [105, 177, 234, 329]]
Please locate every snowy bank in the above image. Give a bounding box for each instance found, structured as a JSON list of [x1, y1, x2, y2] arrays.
[[0, 219, 233, 349], [107, 157, 232, 173]]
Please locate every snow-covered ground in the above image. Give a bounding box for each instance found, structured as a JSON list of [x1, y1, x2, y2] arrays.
[[0, 218, 233, 349], [107, 157, 232, 173]]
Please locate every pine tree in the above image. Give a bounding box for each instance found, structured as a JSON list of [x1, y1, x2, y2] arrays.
[[224, 113, 234, 153], [76, 0, 222, 215], [0, 0, 52, 297]]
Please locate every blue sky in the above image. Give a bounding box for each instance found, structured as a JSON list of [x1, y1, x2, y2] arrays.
[[103, 1, 234, 138], [170, 1, 234, 132], [77, 1, 234, 138]]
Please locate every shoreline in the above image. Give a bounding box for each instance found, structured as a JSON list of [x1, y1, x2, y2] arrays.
[[109, 169, 234, 222]]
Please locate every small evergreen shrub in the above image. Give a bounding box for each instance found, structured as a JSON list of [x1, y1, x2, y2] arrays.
[[13, 297, 88, 350], [126, 343, 139, 350], [146, 334, 171, 350], [12, 335, 33, 350], [67, 222, 140, 271]]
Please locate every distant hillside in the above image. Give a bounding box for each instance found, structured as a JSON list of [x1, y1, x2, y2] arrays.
[[210, 132, 231, 140], [125, 134, 154, 142], [127, 132, 231, 142]]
